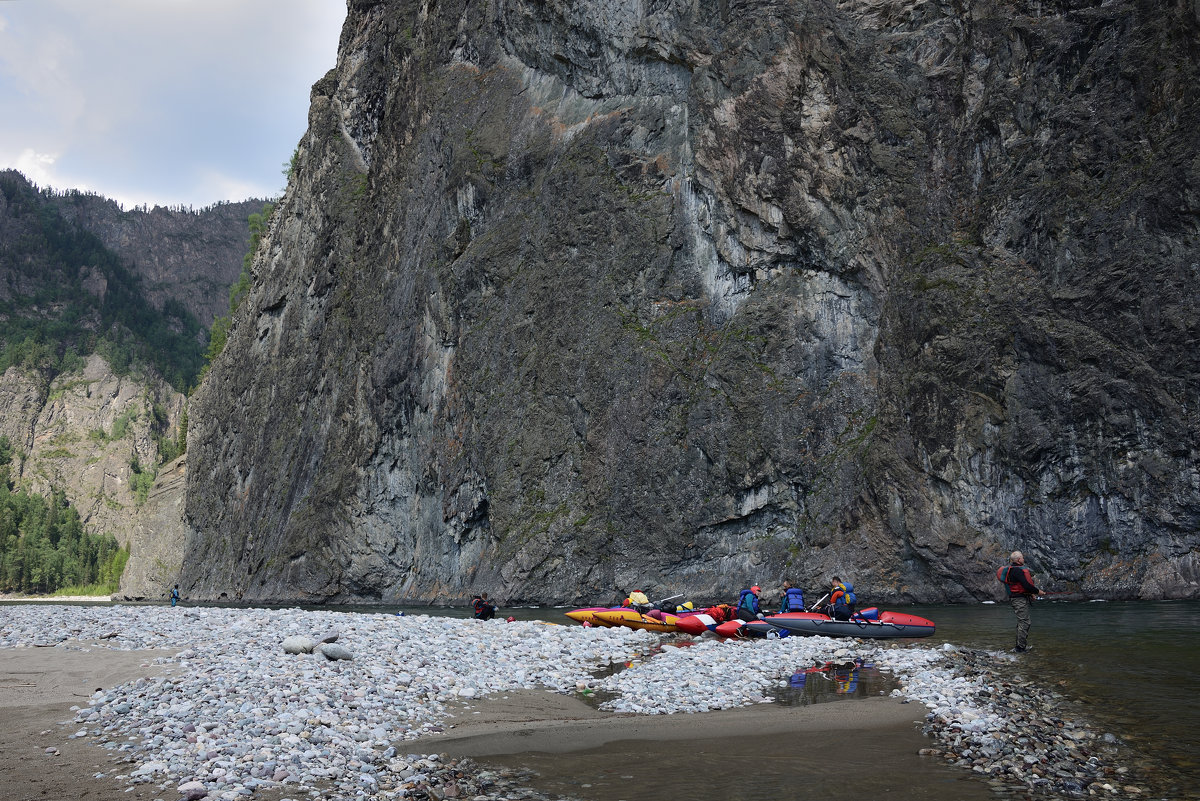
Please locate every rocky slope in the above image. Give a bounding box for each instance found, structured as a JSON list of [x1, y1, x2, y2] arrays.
[[0, 355, 183, 553], [182, 0, 1200, 604]]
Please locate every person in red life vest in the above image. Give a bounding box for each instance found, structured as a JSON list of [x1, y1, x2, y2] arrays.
[[996, 551, 1044, 652], [471, 592, 496, 620], [736, 585, 764, 621]]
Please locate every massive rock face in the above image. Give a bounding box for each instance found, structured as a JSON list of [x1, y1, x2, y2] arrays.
[[183, 0, 1200, 604]]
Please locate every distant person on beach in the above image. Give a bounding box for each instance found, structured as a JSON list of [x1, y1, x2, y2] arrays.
[[471, 592, 496, 620], [997, 551, 1043, 652], [170, 585, 180, 607], [777, 580, 805, 613], [736, 585, 764, 621]]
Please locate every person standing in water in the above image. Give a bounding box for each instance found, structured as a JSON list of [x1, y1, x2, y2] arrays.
[[997, 551, 1044, 652]]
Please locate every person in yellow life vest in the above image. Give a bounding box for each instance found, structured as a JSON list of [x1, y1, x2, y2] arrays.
[[625, 589, 652, 613]]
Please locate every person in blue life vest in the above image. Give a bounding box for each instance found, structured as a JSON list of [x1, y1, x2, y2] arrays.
[[777, 580, 805, 613], [471, 592, 496, 620], [997, 551, 1043, 652], [736, 585, 764, 621], [822, 577, 856, 620], [170, 585, 180, 607]]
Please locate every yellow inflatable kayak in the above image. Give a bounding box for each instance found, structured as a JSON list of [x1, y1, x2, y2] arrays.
[[592, 608, 681, 632]]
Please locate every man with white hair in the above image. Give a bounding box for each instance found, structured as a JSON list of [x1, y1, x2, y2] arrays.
[[996, 550, 1044, 652]]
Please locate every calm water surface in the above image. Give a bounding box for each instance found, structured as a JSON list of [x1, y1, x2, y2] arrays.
[[908, 599, 1200, 799]]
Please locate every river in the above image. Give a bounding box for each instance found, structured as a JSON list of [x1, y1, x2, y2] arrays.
[[907, 599, 1200, 800]]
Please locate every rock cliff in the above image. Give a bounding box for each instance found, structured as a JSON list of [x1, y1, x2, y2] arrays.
[[0, 355, 183, 550], [183, 0, 1200, 604]]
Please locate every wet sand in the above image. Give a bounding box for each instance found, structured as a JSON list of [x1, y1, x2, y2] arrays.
[[0, 646, 169, 801], [412, 690, 995, 800]]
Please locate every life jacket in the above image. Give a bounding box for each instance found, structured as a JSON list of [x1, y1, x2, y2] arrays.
[[472, 596, 485, 615], [832, 582, 856, 607], [737, 589, 760, 613], [706, 604, 734, 622], [781, 587, 805, 612], [996, 564, 1033, 596]]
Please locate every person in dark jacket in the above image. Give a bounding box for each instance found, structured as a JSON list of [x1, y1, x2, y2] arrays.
[[472, 592, 496, 620], [777, 580, 805, 613], [997, 551, 1044, 652]]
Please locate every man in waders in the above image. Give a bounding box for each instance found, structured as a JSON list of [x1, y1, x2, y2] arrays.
[[997, 551, 1043, 652]]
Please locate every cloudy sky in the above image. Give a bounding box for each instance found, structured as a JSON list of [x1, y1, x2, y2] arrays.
[[0, 0, 347, 210]]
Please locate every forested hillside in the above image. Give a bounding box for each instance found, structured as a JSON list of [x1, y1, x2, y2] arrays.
[[0, 170, 208, 391], [0, 170, 269, 596]]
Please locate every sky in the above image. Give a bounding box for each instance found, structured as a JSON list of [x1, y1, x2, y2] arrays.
[[0, 0, 347, 210]]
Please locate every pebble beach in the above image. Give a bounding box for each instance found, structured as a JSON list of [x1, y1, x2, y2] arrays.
[[0, 604, 1152, 800]]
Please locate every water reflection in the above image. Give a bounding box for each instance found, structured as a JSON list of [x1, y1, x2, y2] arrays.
[[773, 659, 898, 706]]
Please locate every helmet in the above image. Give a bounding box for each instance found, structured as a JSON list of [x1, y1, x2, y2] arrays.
[[751, 585, 761, 593]]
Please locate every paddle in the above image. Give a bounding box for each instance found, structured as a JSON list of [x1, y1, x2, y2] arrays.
[[808, 593, 829, 613], [654, 593, 684, 606]]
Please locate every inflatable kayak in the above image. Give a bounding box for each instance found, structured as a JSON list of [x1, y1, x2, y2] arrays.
[[563, 607, 621, 627], [674, 613, 722, 635], [766, 609, 935, 639], [713, 618, 779, 638], [592, 608, 682, 632]]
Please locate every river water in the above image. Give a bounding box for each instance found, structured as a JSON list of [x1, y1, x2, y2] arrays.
[[908, 599, 1200, 800]]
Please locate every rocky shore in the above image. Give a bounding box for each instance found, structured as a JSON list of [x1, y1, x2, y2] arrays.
[[0, 605, 1159, 800]]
